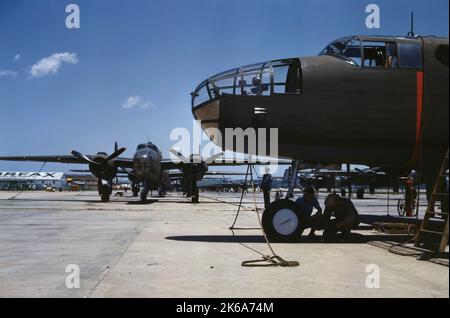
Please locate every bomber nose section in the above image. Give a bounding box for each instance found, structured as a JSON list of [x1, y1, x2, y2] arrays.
[[134, 150, 157, 176], [191, 58, 303, 141]]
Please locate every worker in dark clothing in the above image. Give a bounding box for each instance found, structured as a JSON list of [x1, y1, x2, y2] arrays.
[[295, 187, 323, 239], [322, 194, 360, 241], [261, 171, 273, 211]]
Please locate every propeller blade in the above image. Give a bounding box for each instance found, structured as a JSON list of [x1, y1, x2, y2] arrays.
[[71, 150, 98, 165], [169, 148, 190, 164], [204, 152, 224, 164], [106, 147, 126, 161], [114, 142, 118, 153]]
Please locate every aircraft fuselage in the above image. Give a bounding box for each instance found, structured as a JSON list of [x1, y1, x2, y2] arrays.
[[192, 35, 449, 183]]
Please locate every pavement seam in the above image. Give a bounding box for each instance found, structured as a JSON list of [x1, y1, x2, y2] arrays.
[[85, 217, 153, 298]]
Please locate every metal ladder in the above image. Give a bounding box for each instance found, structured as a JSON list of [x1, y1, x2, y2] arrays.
[[415, 149, 449, 252]]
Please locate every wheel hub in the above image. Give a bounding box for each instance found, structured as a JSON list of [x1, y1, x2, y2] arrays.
[[272, 208, 299, 236]]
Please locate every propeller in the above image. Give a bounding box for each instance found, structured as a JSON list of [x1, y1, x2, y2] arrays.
[[105, 146, 126, 161], [71, 142, 126, 165], [71, 150, 98, 165], [169, 148, 190, 164], [204, 152, 224, 164]]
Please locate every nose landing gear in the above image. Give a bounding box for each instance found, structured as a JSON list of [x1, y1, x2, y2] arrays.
[[140, 180, 149, 203], [98, 180, 112, 202]]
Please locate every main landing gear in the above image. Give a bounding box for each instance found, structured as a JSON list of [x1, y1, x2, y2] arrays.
[[262, 199, 306, 242], [191, 183, 199, 203], [261, 160, 305, 242], [98, 179, 112, 202]]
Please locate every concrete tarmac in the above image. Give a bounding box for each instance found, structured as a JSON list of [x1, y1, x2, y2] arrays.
[[0, 190, 448, 298]]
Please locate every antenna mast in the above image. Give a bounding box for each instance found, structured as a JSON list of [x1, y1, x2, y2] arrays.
[[408, 12, 415, 37]]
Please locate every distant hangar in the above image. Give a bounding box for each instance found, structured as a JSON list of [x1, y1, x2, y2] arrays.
[[0, 172, 67, 190]]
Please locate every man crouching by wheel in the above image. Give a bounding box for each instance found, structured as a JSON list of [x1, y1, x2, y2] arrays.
[[295, 187, 323, 240], [321, 194, 360, 241]]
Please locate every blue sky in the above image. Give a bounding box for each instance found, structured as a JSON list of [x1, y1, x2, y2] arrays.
[[0, 0, 448, 172]]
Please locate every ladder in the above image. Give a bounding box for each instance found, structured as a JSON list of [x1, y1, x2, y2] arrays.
[[415, 149, 449, 252]]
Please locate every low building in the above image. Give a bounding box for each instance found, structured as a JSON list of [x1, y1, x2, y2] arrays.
[[0, 172, 67, 191]]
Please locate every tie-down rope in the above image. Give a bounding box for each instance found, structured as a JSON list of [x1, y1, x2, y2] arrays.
[[7, 161, 47, 200], [230, 163, 299, 267]]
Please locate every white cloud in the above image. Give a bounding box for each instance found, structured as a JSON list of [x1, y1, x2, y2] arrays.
[[122, 95, 153, 110], [13, 54, 21, 62], [30, 52, 78, 78], [0, 70, 18, 78]]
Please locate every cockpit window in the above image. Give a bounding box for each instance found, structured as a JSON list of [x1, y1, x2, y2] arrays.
[[149, 144, 159, 152], [362, 41, 398, 68], [398, 43, 423, 68], [192, 58, 303, 108], [320, 37, 362, 66], [136, 143, 159, 152]]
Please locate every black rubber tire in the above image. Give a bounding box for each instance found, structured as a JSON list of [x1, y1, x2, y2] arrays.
[[262, 199, 306, 242], [140, 192, 148, 203], [100, 185, 111, 202], [357, 188, 364, 199], [191, 186, 199, 203], [397, 199, 405, 216]]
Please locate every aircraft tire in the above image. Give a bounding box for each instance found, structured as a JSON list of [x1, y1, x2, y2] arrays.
[[100, 185, 111, 202], [262, 199, 305, 242], [357, 188, 364, 199], [140, 191, 148, 203], [100, 193, 110, 202]]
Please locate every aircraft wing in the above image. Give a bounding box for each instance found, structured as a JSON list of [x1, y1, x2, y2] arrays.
[[208, 158, 293, 166], [160, 158, 292, 171], [0, 155, 87, 164], [0, 155, 136, 170], [69, 170, 129, 177], [113, 158, 135, 169]]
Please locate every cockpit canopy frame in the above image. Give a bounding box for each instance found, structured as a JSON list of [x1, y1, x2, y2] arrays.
[[319, 35, 424, 69], [192, 58, 303, 109], [136, 143, 160, 152]]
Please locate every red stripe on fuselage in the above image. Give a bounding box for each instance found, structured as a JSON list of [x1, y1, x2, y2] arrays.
[[409, 71, 424, 166]]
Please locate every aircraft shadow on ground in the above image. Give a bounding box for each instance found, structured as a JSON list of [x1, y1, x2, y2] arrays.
[[359, 214, 421, 225], [165, 214, 420, 244], [126, 199, 159, 205], [0, 198, 102, 203], [0, 197, 159, 205], [165, 233, 414, 244]]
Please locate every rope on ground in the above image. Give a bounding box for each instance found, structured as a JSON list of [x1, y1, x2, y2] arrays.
[[7, 161, 47, 200], [229, 162, 299, 267]]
